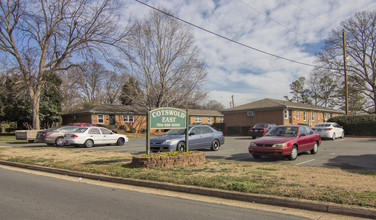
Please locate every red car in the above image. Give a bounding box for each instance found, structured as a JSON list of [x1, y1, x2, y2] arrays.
[[248, 125, 321, 160]]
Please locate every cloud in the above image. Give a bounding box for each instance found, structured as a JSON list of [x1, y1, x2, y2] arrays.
[[124, 0, 376, 108]]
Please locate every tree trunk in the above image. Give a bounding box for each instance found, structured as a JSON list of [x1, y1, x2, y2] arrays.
[[30, 89, 41, 130]]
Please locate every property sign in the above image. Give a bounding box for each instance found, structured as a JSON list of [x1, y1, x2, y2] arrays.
[[146, 107, 189, 156], [149, 107, 187, 129]]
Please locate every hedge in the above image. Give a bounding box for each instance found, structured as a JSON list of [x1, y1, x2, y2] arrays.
[[328, 115, 376, 136], [226, 126, 250, 136]]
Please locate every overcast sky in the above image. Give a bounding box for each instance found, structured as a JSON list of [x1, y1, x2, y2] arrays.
[[124, 0, 376, 108]]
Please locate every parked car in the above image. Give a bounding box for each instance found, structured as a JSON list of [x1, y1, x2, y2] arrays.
[[248, 123, 276, 139], [312, 122, 344, 140], [248, 125, 321, 160], [36, 125, 81, 146], [64, 127, 128, 148], [150, 124, 225, 152]]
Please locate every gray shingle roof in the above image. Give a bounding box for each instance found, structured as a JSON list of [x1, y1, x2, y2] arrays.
[[222, 98, 343, 114], [62, 105, 223, 116], [62, 105, 146, 115]]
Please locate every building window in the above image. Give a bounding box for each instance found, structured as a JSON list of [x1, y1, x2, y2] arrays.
[[72, 115, 77, 120], [123, 115, 134, 123], [312, 112, 315, 121], [318, 112, 321, 121], [296, 110, 299, 120], [208, 117, 212, 124], [303, 112, 307, 121], [98, 114, 104, 124], [219, 117, 224, 123], [284, 109, 289, 119], [195, 116, 202, 123]]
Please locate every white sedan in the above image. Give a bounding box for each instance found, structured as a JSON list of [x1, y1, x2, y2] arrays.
[[312, 122, 344, 140], [64, 127, 128, 148]]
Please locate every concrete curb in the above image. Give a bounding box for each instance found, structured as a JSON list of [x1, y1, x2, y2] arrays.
[[1, 160, 375, 219]]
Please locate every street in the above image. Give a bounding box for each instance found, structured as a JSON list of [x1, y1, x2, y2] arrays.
[[0, 166, 309, 220]]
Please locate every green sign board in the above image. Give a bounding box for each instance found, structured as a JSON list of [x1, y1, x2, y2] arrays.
[[149, 107, 187, 129]]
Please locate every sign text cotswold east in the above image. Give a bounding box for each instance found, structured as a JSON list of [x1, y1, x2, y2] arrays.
[[150, 108, 186, 129]]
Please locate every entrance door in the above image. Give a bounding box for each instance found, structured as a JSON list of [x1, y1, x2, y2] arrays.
[[109, 115, 115, 126]]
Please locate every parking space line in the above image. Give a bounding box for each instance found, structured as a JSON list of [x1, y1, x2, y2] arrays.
[[295, 159, 315, 166]]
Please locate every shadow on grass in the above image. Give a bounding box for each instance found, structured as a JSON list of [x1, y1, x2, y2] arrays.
[[85, 159, 132, 165]]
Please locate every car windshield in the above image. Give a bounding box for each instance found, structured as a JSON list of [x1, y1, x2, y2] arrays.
[[266, 126, 298, 137], [314, 124, 331, 127], [164, 128, 186, 135], [253, 123, 267, 128]]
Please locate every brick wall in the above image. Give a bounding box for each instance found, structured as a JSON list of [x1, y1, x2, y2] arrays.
[[131, 152, 205, 168]]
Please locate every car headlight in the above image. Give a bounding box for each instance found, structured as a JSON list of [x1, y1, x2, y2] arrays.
[[249, 142, 257, 147], [162, 140, 177, 145], [272, 143, 287, 148]]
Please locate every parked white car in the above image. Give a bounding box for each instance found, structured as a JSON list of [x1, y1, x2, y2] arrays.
[[64, 127, 128, 148], [312, 122, 344, 140]]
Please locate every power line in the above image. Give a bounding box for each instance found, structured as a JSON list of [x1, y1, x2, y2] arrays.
[[238, 0, 306, 40], [134, 0, 317, 68]]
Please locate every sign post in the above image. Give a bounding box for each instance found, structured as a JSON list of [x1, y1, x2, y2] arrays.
[[147, 107, 188, 156]]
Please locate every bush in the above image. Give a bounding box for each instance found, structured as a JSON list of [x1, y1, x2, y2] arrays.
[[328, 115, 376, 136], [212, 123, 225, 131], [0, 122, 17, 134], [226, 126, 249, 136]]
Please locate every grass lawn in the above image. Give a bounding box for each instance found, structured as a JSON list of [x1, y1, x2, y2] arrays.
[[0, 144, 375, 209], [0, 134, 29, 144]]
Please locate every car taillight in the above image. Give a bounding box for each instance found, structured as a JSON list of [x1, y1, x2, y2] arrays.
[[324, 128, 332, 131], [249, 129, 254, 132], [44, 132, 52, 136], [71, 134, 79, 138], [260, 129, 266, 133]]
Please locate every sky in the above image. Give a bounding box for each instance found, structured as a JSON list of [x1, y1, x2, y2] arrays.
[[123, 0, 376, 108]]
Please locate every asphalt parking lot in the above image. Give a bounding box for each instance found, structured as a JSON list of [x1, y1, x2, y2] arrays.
[[2, 136, 376, 171]]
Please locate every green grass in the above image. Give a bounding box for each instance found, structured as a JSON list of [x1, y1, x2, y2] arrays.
[[0, 135, 28, 144]]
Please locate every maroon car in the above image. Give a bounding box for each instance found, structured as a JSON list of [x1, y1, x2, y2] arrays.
[[248, 125, 321, 160]]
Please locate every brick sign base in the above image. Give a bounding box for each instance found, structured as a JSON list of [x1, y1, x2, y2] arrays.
[[131, 151, 205, 169]]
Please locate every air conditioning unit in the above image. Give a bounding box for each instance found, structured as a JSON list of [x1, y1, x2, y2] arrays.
[[247, 111, 254, 117]]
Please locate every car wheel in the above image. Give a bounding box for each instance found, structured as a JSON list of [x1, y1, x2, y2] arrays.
[[310, 142, 318, 154], [210, 139, 220, 151], [55, 137, 64, 147], [176, 142, 186, 152], [84, 139, 94, 148], [332, 133, 336, 140], [289, 146, 298, 160], [117, 138, 125, 146], [252, 154, 261, 159]]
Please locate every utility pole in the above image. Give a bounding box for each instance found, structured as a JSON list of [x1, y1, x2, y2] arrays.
[[342, 30, 349, 115], [231, 95, 235, 108]]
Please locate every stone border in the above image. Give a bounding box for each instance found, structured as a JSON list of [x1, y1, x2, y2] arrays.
[[131, 151, 205, 168]]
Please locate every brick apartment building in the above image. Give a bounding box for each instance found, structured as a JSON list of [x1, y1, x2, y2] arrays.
[[222, 98, 343, 135], [62, 105, 223, 133]]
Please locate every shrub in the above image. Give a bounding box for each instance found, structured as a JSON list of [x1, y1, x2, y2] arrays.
[[328, 115, 376, 136]]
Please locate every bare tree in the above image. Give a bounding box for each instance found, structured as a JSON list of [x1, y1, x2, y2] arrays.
[[307, 69, 338, 108], [0, 0, 129, 129], [126, 10, 207, 109], [317, 10, 376, 113], [76, 61, 106, 106], [102, 71, 125, 104]]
